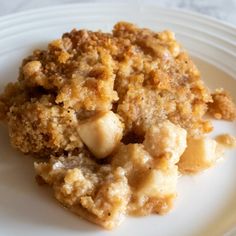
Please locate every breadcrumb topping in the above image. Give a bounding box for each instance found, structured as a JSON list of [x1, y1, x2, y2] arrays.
[[0, 22, 235, 229]]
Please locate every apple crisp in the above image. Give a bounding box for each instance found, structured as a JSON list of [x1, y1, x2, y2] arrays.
[[0, 22, 235, 229]]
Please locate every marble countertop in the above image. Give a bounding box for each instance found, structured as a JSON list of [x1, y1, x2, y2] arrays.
[[0, 0, 236, 25]]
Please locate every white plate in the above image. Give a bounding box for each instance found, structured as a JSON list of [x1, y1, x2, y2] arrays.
[[0, 3, 235, 236]]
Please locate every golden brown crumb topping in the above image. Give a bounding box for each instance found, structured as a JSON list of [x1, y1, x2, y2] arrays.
[[35, 153, 130, 229], [215, 134, 236, 148], [0, 22, 213, 156], [0, 22, 235, 230], [8, 95, 83, 156], [208, 88, 236, 121]]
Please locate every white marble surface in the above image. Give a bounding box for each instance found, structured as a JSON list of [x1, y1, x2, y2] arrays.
[[0, 0, 236, 25]]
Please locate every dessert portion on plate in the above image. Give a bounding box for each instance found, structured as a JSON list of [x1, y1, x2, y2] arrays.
[[0, 22, 235, 229]]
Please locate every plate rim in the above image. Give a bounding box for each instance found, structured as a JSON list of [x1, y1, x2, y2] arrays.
[[0, 2, 235, 33]]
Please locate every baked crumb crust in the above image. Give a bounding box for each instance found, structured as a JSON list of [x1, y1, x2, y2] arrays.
[[0, 22, 213, 155], [0, 22, 235, 229], [208, 89, 236, 121]]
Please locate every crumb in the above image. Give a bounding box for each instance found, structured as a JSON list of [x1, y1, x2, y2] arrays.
[[215, 134, 236, 148], [208, 89, 236, 121], [35, 175, 47, 185]]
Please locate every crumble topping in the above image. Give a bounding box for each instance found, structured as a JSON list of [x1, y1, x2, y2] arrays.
[[0, 22, 235, 229], [208, 88, 236, 121]]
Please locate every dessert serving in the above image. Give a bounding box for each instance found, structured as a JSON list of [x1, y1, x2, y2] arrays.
[[0, 22, 235, 229]]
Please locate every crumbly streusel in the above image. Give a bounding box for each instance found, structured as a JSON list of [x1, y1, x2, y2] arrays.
[[0, 22, 213, 155], [0, 22, 235, 229]]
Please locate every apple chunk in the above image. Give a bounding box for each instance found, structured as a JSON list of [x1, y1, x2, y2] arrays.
[[178, 137, 221, 173], [78, 111, 124, 158], [137, 166, 178, 198]]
